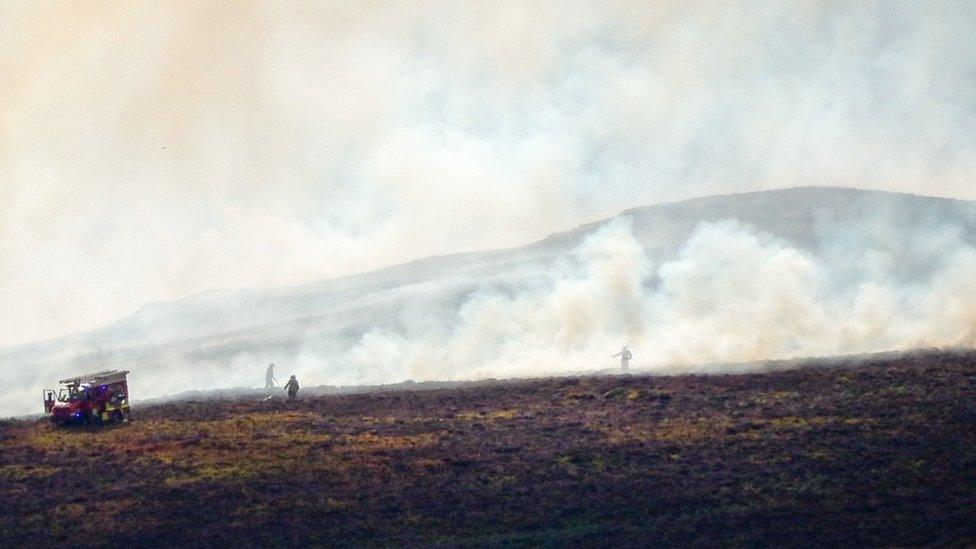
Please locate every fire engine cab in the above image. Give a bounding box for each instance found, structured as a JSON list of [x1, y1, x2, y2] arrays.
[[43, 370, 131, 425]]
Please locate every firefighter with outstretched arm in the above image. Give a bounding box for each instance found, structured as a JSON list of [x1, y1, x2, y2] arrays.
[[613, 345, 633, 371]]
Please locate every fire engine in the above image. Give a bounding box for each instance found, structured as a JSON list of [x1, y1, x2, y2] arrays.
[[43, 370, 131, 425]]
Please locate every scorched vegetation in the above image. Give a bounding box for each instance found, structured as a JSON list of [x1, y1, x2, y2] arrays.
[[1, 350, 975, 546]]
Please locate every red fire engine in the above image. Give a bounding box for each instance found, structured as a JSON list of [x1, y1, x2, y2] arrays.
[[43, 370, 131, 425]]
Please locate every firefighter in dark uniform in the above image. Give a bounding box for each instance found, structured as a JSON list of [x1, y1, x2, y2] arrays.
[[285, 375, 300, 399]]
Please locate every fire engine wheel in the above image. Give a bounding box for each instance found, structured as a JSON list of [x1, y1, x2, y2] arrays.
[[112, 410, 125, 423]]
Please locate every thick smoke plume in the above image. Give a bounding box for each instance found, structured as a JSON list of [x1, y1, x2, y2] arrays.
[[3, 197, 976, 418], [309, 215, 976, 386]]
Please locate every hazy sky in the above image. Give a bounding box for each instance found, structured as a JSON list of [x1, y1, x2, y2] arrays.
[[2, 1, 975, 347]]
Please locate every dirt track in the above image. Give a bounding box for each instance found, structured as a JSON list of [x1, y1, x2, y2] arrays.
[[2, 350, 975, 547]]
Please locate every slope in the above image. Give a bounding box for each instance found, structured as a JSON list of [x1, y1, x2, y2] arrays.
[[1, 349, 974, 546], [2, 186, 975, 417]]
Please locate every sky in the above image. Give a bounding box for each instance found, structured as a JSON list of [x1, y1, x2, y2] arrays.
[[1, 1, 975, 348]]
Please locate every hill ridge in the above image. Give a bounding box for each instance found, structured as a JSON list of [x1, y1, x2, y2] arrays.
[[3, 186, 975, 417]]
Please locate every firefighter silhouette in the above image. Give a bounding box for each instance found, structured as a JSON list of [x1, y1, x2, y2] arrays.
[[265, 363, 278, 389], [285, 375, 300, 399], [613, 346, 633, 371]]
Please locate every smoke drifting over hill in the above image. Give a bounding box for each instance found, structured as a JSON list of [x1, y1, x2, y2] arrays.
[[325, 213, 976, 386], [2, 187, 975, 417], [2, 1, 976, 347]]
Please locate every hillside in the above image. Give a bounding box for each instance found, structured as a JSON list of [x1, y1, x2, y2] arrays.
[[3, 186, 976, 417], [1, 349, 974, 546]]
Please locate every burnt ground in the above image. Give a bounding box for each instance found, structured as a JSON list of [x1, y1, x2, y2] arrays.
[[2, 349, 975, 547]]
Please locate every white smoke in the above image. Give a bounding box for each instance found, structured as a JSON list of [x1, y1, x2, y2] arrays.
[[3, 1, 976, 347], [4, 204, 976, 418], [321, 216, 976, 384]]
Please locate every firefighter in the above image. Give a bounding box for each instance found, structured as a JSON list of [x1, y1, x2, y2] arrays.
[[285, 375, 300, 399], [613, 345, 633, 371], [265, 363, 278, 389]]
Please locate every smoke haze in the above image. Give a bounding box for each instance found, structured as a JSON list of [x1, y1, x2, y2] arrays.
[[334, 211, 976, 385], [2, 187, 975, 416], [2, 1, 976, 347]]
